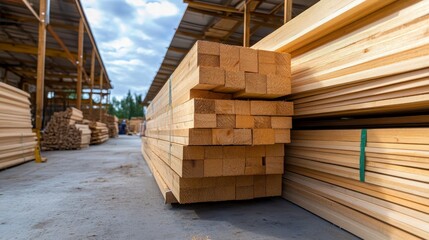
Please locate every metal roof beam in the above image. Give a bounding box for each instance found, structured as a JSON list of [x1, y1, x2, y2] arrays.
[[186, 7, 282, 28], [0, 42, 77, 59], [169, 46, 189, 54], [1, 13, 79, 31], [184, 0, 283, 22], [22, 0, 41, 22], [184, 0, 241, 13]]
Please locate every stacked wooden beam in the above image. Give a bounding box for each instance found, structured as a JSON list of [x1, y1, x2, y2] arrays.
[[42, 108, 91, 150], [82, 108, 107, 122], [128, 117, 143, 135], [145, 99, 293, 145], [0, 82, 37, 170], [143, 40, 293, 203], [253, 1, 429, 119], [75, 124, 91, 148], [284, 129, 429, 239], [105, 114, 119, 138], [89, 122, 109, 144], [249, 1, 429, 238], [294, 115, 429, 130]]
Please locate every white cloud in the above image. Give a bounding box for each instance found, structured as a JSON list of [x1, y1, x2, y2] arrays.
[[126, 0, 179, 23], [136, 47, 156, 56], [132, 31, 152, 41], [84, 8, 105, 28], [101, 37, 134, 57], [109, 59, 144, 66], [80, 0, 185, 98]]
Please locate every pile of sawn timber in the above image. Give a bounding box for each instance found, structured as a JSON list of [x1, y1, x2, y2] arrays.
[[252, 0, 429, 238], [142, 40, 293, 203], [82, 108, 107, 122], [129, 117, 143, 135], [42, 108, 91, 150], [89, 121, 109, 144], [284, 129, 429, 239], [0, 82, 37, 170], [105, 114, 119, 138]]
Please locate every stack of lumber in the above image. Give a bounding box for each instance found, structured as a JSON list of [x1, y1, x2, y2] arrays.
[[249, 0, 429, 238], [143, 40, 293, 203], [105, 114, 119, 138], [75, 124, 91, 148], [42, 108, 91, 150], [284, 129, 429, 239], [0, 82, 37, 170], [82, 108, 107, 122], [294, 114, 429, 130], [253, 0, 429, 119], [89, 122, 109, 144], [128, 117, 143, 135], [146, 99, 292, 145]]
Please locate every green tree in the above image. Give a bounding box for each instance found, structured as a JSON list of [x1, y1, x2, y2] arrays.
[[108, 90, 145, 120]]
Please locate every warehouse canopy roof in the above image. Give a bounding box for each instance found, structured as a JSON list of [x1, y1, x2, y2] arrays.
[[0, 0, 112, 90], [142, 0, 319, 105]]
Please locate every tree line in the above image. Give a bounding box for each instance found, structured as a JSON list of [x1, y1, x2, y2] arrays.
[[108, 90, 145, 120]]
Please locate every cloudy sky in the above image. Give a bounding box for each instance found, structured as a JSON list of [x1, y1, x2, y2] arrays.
[[81, 0, 187, 99]]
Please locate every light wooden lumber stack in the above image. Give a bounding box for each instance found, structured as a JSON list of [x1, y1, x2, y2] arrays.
[[294, 115, 429, 130], [253, 0, 429, 119], [128, 117, 143, 135], [143, 40, 292, 203], [146, 99, 293, 146], [42, 108, 90, 150], [89, 121, 109, 144], [283, 129, 429, 239], [105, 114, 119, 138], [250, 1, 429, 238], [82, 108, 107, 122], [75, 124, 91, 148], [0, 82, 37, 170]]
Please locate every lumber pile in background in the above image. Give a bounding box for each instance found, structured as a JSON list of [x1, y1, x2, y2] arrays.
[[284, 129, 429, 239], [0, 82, 37, 170], [89, 122, 109, 144], [82, 108, 107, 122], [75, 124, 91, 148], [82, 109, 117, 140], [129, 117, 143, 135], [142, 40, 293, 203], [252, 0, 429, 238], [42, 108, 91, 150], [105, 114, 119, 138]]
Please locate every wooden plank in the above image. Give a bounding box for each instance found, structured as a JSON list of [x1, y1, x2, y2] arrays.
[[35, 0, 48, 130], [76, 18, 84, 110], [252, 0, 396, 52]]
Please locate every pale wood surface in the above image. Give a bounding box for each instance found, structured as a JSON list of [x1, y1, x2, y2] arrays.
[[0, 83, 36, 170]]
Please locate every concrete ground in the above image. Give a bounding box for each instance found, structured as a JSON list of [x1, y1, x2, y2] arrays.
[[0, 136, 358, 240]]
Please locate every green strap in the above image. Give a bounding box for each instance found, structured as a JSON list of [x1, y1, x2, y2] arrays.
[[360, 129, 367, 182]]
